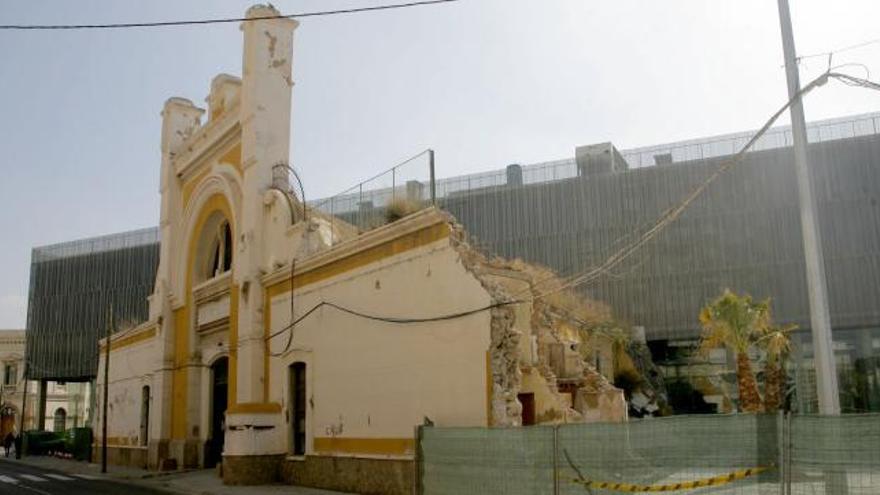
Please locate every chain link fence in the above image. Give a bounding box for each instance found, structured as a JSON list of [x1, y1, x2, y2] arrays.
[[419, 413, 880, 495]]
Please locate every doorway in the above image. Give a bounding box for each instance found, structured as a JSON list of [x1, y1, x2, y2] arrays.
[[518, 393, 536, 426], [289, 363, 306, 455], [206, 357, 228, 468]]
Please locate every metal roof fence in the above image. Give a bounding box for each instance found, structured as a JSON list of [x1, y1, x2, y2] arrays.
[[25, 228, 159, 381]]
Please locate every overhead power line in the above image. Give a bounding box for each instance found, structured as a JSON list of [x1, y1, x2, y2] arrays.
[[798, 36, 880, 61], [0, 0, 460, 31]]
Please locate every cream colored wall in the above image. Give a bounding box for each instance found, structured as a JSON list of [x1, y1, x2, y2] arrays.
[[520, 368, 568, 423], [96, 333, 157, 446], [266, 237, 492, 457]]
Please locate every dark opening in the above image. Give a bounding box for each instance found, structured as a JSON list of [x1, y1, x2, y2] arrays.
[[206, 357, 228, 468], [140, 385, 150, 446], [518, 393, 536, 426], [290, 362, 306, 455]]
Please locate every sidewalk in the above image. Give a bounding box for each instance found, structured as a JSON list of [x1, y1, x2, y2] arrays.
[[7, 455, 352, 495]]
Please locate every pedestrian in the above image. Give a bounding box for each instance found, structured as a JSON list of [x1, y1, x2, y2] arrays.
[[3, 431, 13, 457]]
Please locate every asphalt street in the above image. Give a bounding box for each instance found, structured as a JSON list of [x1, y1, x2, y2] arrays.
[[0, 458, 169, 495]]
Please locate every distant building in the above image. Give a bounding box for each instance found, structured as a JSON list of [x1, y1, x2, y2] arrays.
[[0, 330, 89, 435]]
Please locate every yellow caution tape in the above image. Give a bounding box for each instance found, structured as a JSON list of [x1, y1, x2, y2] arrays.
[[571, 466, 769, 493]]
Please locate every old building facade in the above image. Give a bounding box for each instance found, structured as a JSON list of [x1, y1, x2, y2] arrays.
[[95, 5, 624, 493], [0, 330, 89, 437]]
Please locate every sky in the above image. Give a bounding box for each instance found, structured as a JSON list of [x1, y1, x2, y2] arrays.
[[1, 0, 880, 328]]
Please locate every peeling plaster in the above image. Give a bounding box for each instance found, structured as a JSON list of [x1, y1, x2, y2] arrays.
[[264, 30, 277, 59]]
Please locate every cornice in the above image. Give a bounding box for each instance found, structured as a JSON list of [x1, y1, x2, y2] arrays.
[[193, 272, 232, 305], [261, 207, 449, 288], [173, 103, 241, 181]]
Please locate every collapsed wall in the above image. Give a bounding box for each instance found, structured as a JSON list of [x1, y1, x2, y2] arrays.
[[446, 214, 630, 425]]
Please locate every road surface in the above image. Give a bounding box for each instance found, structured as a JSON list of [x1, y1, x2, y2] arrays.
[[0, 458, 169, 495]]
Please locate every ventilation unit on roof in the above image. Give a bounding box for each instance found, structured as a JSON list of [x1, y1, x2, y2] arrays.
[[654, 153, 673, 165], [575, 142, 629, 177]]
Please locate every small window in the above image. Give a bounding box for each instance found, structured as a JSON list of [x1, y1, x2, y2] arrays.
[[53, 408, 67, 433], [3, 364, 16, 386]]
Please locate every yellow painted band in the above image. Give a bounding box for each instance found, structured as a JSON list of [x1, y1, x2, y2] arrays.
[[313, 437, 414, 456], [173, 193, 236, 440], [266, 222, 450, 299], [101, 326, 156, 352], [226, 402, 281, 414]]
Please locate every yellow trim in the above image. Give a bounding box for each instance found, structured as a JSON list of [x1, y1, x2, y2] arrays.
[[101, 326, 156, 352], [266, 222, 449, 299], [313, 437, 414, 456], [263, 222, 450, 399], [181, 141, 242, 209], [171, 307, 189, 439], [220, 143, 242, 170], [173, 193, 236, 440], [181, 167, 210, 209], [226, 402, 282, 414], [486, 350, 493, 427], [229, 283, 239, 409]]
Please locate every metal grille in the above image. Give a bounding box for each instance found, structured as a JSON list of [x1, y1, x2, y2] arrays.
[[25, 227, 159, 381]]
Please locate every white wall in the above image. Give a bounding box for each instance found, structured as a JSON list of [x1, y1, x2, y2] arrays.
[[267, 237, 492, 456], [96, 333, 156, 446]]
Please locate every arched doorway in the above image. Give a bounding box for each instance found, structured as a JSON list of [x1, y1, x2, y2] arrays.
[[53, 408, 67, 432], [206, 357, 228, 468]]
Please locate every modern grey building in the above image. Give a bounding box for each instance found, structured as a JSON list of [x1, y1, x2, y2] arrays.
[[435, 112, 880, 413]]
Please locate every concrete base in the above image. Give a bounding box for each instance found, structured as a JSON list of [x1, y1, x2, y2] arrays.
[[280, 455, 414, 495], [169, 438, 201, 469], [222, 454, 283, 485], [147, 438, 171, 470], [92, 445, 148, 469]]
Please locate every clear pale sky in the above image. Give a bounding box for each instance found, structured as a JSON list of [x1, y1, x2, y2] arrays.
[[1, 0, 879, 328]]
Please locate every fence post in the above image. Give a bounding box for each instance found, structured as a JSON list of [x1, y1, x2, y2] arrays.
[[553, 424, 560, 495], [785, 412, 792, 495], [777, 410, 785, 495], [414, 424, 423, 495], [429, 149, 436, 206]]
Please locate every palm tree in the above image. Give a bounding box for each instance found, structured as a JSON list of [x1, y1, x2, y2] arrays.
[[698, 290, 770, 413], [758, 324, 794, 411]]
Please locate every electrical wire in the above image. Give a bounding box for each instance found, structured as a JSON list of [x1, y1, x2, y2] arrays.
[[271, 259, 297, 357], [0, 0, 461, 30], [526, 70, 880, 302], [798, 36, 880, 61], [265, 298, 523, 343]]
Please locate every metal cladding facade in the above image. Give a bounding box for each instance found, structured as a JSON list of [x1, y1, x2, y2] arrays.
[[25, 228, 159, 381], [440, 133, 880, 341]]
